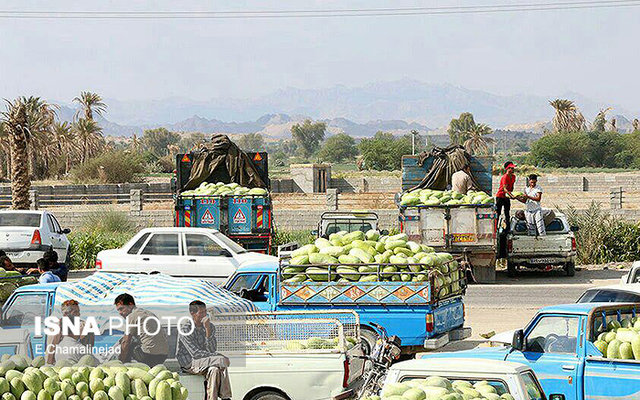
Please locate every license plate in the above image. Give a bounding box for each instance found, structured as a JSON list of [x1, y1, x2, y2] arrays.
[[452, 233, 476, 243], [530, 258, 554, 264]]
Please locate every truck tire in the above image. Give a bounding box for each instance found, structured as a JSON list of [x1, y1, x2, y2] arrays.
[[360, 328, 379, 355], [507, 261, 517, 277], [565, 262, 576, 277], [248, 391, 288, 400]]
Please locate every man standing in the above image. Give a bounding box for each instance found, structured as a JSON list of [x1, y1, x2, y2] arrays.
[[523, 174, 545, 236], [495, 162, 517, 228], [177, 301, 231, 400], [451, 164, 476, 195], [114, 293, 168, 366]]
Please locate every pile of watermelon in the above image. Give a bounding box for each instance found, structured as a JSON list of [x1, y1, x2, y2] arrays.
[[365, 376, 527, 400], [180, 182, 267, 197], [0, 355, 187, 400], [592, 317, 640, 360], [283, 230, 463, 295], [400, 189, 493, 207], [0, 269, 38, 302]]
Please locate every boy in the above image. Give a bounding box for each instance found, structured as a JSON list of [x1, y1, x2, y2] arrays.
[[38, 258, 61, 284]]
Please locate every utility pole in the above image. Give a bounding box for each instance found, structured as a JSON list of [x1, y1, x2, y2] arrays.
[[411, 130, 419, 155]]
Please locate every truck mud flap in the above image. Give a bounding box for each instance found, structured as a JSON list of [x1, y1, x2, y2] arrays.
[[423, 327, 472, 350]]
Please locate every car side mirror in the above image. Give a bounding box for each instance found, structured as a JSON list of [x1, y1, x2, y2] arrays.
[[62, 228, 71, 234], [570, 226, 579, 232], [549, 395, 565, 400], [512, 329, 524, 351]]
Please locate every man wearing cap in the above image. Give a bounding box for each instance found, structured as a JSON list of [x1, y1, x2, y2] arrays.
[[451, 164, 477, 195], [495, 162, 517, 230]]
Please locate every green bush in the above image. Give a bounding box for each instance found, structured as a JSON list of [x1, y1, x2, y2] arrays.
[[80, 210, 136, 235], [71, 150, 145, 183], [270, 229, 315, 254], [69, 231, 131, 269]]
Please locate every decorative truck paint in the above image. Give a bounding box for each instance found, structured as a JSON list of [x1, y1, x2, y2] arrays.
[[421, 302, 640, 400]]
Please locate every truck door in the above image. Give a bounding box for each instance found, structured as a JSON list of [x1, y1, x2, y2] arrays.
[[1, 292, 53, 357], [506, 314, 580, 400]]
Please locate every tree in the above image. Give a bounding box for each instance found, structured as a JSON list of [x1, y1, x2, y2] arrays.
[[140, 128, 180, 158], [447, 113, 477, 145], [1, 97, 55, 209], [528, 132, 590, 167], [318, 133, 358, 163], [74, 118, 104, 163], [592, 107, 612, 132], [549, 99, 587, 133], [73, 91, 106, 121], [178, 132, 207, 152], [290, 119, 326, 157], [633, 119, 640, 133], [358, 132, 412, 171], [237, 132, 265, 152], [464, 124, 494, 155]]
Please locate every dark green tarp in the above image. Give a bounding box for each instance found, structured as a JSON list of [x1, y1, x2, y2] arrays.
[[183, 134, 267, 190], [411, 145, 482, 191]]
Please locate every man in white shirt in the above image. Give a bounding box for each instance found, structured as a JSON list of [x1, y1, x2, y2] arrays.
[[524, 174, 545, 236], [451, 164, 476, 195]]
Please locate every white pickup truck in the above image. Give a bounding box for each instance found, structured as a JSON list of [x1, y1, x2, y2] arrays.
[[379, 358, 547, 400], [505, 210, 578, 277]]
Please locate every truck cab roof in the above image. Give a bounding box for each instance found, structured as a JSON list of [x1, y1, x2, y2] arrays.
[[537, 302, 637, 316], [392, 358, 532, 375], [234, 263, 278, 274]]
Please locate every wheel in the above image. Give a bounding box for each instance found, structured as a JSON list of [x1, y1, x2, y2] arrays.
[[248, 391, 288, 400], [360, 328, 379, 356], [507, 261, 517, 277], [565, 262, 576, 277]]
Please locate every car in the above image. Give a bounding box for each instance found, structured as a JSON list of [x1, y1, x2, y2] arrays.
[[505, 210, 578, 277], [576, 283, 640, 303], [620, 260, 640, 284], [96, 227, 277, 283], [0, 210, 71, 267]]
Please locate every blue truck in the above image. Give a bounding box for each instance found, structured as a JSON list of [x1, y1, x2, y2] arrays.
[[223, 260, 471, 355], [421, 302, 640, 400]]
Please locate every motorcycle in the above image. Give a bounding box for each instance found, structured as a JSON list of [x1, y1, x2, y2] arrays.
[[356, 322, 402, 399]]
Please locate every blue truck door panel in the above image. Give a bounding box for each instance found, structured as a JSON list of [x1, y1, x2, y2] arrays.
[[505, 314, 581, 400], [584, 357, 640, 399], [228, 198, 252, 234]]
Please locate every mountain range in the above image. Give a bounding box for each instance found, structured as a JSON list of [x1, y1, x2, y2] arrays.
[[51, 79, 638, 138]]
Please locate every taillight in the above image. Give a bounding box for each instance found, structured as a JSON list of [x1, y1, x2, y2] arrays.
[[96, 259, 103, 269], [463, 303, 466, 319], [342, 358, 350, 388], [571, 237, 577, 252], [426, 313, 434, 333], [507, 239, 513, 253], [31, 230, 41, 245]]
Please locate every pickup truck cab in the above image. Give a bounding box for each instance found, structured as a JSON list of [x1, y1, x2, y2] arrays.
[[224, 262, 471, 355], [315, 211, 381, 238], [383, 358, 547, 400], [422, 303, 640, 400], [505, 211, 577, 277]]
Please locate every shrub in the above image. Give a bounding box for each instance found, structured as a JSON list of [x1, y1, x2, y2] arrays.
[[71, 150, 145, 183], [80, 210, 136, 235], [69, 231, 131, 269], [270, 229, 315, 255]]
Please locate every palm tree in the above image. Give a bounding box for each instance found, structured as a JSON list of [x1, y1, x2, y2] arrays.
[[52, 121, 77, 174], [448, 112, 477, 145], [633, 119, 639, 133], [0, 122, 10, 179], [549, 99, 587, 133], [73, 118, 104, 162], [592, 107, 612, 132], [1, 97, 55, 209], [73, 91, 106, 121], [463, 123, 495, 155]]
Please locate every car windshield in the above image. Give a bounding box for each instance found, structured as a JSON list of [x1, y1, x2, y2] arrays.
[[577, 289, 640, 303], [0, 213, 41, 227], [324, 220, 374, 235], [520, 371, 545, 400], [214, 232, 247, 253], [513, 218, 565, 234]]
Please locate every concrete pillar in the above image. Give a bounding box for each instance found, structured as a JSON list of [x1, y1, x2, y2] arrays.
[[29, 189, 39, 210], [326, 188, 339, 210], [610, 187, 623, 209], [130, 189, 143, 214]]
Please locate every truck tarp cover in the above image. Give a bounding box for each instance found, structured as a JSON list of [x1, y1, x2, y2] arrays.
[[411, 145, 482, 192], [184, 134, 267, 190]]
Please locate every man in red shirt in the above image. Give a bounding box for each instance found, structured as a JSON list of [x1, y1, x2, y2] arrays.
[[496, 161, 517, 229]]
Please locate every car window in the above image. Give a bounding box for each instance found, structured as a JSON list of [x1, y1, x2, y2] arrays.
[[577, 289, 640, 303], [526, 315, 578, 354], [2, 294, 48, 329], [227, 274, 262, 293], [46, 215, 56, 233], [213, 233, 247, 254], [50, 215, 62, 233], [514, 218, 565, 233], [630, 269, 640, 283], [185, 234, 225, 256], [520, 371, 545, 400], [399, 376, 510, 397], [0, 213, 41, 227], [325, 221, 373, 235], [141, 234, 180, 256], [127, 233, 151, 255]]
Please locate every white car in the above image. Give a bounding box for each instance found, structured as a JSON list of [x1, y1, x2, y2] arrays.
[[96, 227, 277, 283], [0, 210, 71, 267], [577, 283, 640, 303], [620, 261, 640, 284]]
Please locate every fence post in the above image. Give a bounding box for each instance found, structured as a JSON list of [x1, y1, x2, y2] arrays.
[[610, 187, 623, 209], [130, 189, 143, 214], [29, 189, 39, 210], [326, 188, 339, 211]]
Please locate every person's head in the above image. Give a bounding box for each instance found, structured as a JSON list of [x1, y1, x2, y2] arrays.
[[61, 299, 81, 318], [504, 162, 516, 175], [0, 256, 14, 270], [37, 258, 49, 273], [528, 174, 538, 187], [44, 248, 58, 267], [114, 293, 136, 317], [189, 300, 207, 326]]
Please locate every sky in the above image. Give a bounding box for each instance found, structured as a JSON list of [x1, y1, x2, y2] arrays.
[[1, 0, 640, 112]]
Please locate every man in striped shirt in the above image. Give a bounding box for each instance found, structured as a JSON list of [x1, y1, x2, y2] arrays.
[[176, 301, 231, 400]]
